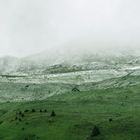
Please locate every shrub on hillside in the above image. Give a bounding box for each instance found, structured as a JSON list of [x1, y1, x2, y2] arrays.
[[87, 126, 100, 140], [50, 110, 56, 117], [32, 109, 36, 112], [24, 109, 29, 113], [91, 126, 100, 137]]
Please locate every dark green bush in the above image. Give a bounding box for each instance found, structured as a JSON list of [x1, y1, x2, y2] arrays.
[[50, 110, 56, 117]]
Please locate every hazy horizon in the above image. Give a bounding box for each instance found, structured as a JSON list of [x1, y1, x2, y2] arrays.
[[1, 0, 140, 57]]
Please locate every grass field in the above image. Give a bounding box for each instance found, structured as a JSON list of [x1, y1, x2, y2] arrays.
[[0, 76, 140, 140]]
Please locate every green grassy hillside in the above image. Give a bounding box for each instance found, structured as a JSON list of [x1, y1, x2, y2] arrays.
[[0, 76, 140, 140]]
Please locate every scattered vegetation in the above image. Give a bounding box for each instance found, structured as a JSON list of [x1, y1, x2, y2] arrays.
[[72, 87, 80, 92], [109, 118, 113, 122], [50, 110, 56, 117], [32, 109, 36, 112], [0, 76, 140, 140], [24, 109, 29, 113]]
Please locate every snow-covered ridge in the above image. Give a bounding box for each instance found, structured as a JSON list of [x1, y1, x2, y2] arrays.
[[0, 52, 140, 84]]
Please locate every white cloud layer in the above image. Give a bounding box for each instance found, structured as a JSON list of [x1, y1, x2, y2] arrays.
[[0, 0, 140, 57]]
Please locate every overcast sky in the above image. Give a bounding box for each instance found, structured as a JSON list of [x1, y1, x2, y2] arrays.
[[0, 0, 140, 57]]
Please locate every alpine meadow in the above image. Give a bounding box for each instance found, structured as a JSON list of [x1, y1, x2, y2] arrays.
[[0, 0, 140, 140]]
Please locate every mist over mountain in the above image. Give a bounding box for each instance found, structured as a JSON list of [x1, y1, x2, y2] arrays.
[[0, 44, 140, 75], [1, 0, 140, 58]]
